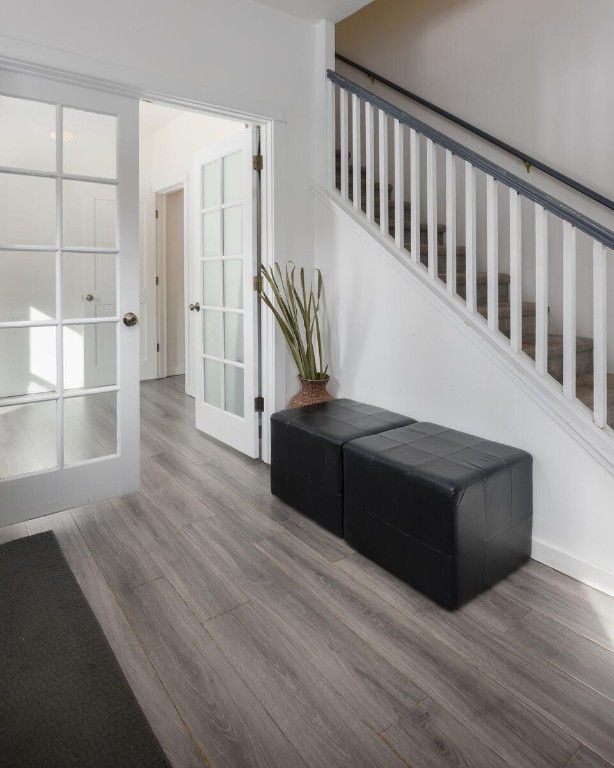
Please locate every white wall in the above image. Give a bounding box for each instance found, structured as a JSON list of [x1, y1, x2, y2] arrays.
[[0, 0, 332, 410], [316, 192, 614, 595]]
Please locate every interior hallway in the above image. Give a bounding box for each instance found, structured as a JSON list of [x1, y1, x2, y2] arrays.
[[1, 376, 614, 768]]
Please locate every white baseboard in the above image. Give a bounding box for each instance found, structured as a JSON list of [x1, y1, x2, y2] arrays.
[[167, 366, 185, 376], [531, 538, 614, 597]]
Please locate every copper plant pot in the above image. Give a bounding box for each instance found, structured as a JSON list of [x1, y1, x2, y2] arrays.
[[289, 375, 334, 408]]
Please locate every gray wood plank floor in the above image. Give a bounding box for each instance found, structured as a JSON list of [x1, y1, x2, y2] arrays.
[[4, 375, 614, 768]]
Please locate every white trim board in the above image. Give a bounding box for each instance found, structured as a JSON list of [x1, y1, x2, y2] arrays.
[[532, 539, 614, 598]]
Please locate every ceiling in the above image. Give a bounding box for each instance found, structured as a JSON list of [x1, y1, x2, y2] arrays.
[[252, 0, 372, 23]]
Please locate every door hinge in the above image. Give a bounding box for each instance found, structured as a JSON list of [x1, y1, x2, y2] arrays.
[[155, 209, 159, 219], [255, 396, 264, 413], [253, 275, 263, 292], [156, 276, 159, 286], [156, 342, 160, 352], [253, 154, 263, 172]]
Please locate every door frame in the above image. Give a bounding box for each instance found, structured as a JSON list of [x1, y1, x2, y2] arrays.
[[155, 181, 188, 383]]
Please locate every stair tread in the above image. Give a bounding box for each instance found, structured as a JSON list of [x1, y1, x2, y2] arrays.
[[575, 374, 614, 407], [522, 335, 594, 356], [450, 272, 510, 285], [477, 301, 536, 317]]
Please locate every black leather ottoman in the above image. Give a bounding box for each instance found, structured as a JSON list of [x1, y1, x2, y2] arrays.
[[271, 400, 416, 536], [343, 423, 533, 609]]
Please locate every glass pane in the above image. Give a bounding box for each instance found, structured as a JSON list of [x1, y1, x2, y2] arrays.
[[203, 309, 221, 358], [224, 312, 244, 363], [223, 259, 243, 309], [63, 108, 117, 179], [224, 364, 244, 417], [0, 251, 55, 322], [64, 392, 117, 465], [63, 180, 116, 248], [0, 173, 56, 246], [204, 358, 222, 408], [0, 400, 57, 479], [63, 252, 116, 319], [203, 159, 221, 208], [203, 211, 221, 257], [0, 95, 55, 172], [63, 323, 116, 390], [223, 205, 242, 255], [223, 152, 242, 204], [202, 260, 222, 307], [0, 327, 56, 397]]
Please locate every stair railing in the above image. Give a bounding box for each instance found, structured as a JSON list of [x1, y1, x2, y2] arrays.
[[326, 69, 614, 430]]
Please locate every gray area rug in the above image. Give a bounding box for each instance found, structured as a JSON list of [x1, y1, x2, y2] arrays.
[[0, 531, 171, 767]]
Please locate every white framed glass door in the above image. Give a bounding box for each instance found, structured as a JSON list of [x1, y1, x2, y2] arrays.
[[192, 128, 259, 458], [0, 69, 140, 525]]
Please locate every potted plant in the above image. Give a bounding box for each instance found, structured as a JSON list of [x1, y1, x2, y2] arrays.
[[260, 262, 333, 408]]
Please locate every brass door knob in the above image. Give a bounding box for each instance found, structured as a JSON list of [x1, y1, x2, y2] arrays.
[[85, 294, 94, 302], [123, 312, 138, 327], [189, 302, 201, 312]]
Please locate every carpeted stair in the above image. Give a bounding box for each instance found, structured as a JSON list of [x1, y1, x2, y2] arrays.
[[336, 153, 612, 427]]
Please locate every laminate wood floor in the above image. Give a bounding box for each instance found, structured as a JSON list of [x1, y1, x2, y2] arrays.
[[4, 375, 614, 768]]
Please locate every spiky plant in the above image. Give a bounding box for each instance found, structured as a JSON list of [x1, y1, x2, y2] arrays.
[[259, 262, 328, 381]]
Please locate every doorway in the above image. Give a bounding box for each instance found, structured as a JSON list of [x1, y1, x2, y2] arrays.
[[139, 102, 265, 459]]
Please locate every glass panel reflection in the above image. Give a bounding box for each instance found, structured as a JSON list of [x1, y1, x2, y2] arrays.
[[63, 252, 116, 319], [223, 152, 242, 204], [223, 205, 242, 255], [63, 180, 116, 249], [0, 400, 57, 479], [202, 260, 221, 307], [203, 159, 221, 208], [224, 364, 244, 417], [0, 95, 56, 172], [203, 309, 221, 358], [64, 392, 117, 465], [63, 323, 116, 390], [224, 312, 243, 363], [223, 259, 243, 309], [204, 358, 222, 408], [0, 173, 56, 246], [63, 108, 117, 179], [203, 211, 221, 257], [0, 251, 55, 323], [0, 327, 56, 397]]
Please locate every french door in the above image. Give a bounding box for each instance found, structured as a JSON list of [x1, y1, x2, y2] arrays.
[[0, 69, 140, 525], [191, 128, 260, 458]]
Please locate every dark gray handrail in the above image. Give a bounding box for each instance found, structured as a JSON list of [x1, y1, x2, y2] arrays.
[[335, 54, 614, 215], [328, 69, 614, 251]]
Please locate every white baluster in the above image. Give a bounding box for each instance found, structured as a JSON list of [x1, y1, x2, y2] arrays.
[[562, 222, 577, 401], [340, 88, 348, 200], [327, 80, 335, 191], [593, 241, 608, 428], [426, 138, 437, 279], [445, 150, 456, 296], [394, 119, 404, 249], [509, 189, 522, 353], [410, 129, 420, 263], [464, 162, 476, 313], [379, 109, 389, 237], [365, 102, 374, 222], [352, 94, 361, 211], [486, 175, 499, 332], [535, 204, 548, 376]]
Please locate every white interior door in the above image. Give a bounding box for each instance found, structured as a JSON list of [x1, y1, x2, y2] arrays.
[[192, 128, 259, 458], [0, 69, 140, 525]]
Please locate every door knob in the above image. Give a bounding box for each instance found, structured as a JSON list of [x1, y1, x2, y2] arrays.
[[189, 302, 201, 312], [123, 312, 138, 327], [85, 293, 94, 302]]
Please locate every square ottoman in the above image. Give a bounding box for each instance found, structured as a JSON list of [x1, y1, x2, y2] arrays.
[[271, 399, 416, 536], [343, 422, 533, 609]]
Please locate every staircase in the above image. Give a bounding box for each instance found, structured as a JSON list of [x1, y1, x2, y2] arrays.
[[335, 152, 614, 428]]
